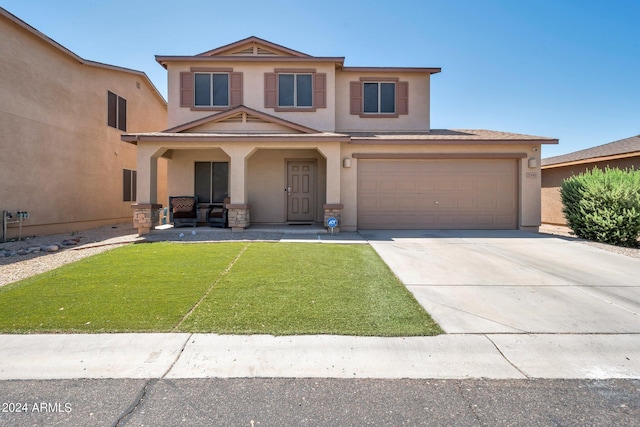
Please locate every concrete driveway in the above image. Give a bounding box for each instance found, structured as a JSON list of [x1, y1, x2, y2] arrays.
[[361, 230, 640, 334]]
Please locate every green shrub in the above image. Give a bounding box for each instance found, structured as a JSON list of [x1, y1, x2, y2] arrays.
[[560, 167, 640, 247]]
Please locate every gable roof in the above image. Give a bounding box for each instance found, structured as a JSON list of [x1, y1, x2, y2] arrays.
[[542, 134, 640, 168], [156, 36, 344, 68], [0, 7, 166, 106], [198, 36, 311, 57], [164, 105, 320, 134]]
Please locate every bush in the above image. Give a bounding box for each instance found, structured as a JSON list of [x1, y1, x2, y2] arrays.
[[561, 167, 640, 247]]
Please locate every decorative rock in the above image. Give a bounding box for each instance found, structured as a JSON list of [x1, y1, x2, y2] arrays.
[[27, 247, 41, 254], [45, 245, 59, 252], [17, 249, 28, 255], [62, 238, 80, 246]]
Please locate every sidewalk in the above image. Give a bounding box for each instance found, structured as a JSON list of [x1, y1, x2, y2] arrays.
[[1, 332, 639, 380]]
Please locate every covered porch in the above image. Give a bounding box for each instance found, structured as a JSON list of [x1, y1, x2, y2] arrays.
[[123, 133, 348, 235]]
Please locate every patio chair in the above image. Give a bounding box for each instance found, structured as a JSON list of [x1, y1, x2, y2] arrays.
[[206, 197, 229, 228], [169, 196, 198, 228]]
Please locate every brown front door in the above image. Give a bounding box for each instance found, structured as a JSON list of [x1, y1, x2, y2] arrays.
[[287, 161, 315, 222]]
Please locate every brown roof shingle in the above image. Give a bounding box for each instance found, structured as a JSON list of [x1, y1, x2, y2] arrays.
[[542, 134, 640, 167]]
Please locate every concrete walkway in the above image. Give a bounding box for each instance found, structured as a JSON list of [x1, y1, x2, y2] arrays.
[[1, 229, 639, 380]]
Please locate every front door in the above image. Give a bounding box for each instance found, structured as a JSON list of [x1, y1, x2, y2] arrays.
[[287, 161, 315, 222]]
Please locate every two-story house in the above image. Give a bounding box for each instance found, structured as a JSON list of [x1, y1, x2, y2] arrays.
[[0, 8, 167, 239], [123, 37, 558, 234]]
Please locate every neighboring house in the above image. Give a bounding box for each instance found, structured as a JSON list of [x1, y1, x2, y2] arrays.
[[0, 8, 167, 240], [541, 134, 640, 225], [123, 36, 558, 234]]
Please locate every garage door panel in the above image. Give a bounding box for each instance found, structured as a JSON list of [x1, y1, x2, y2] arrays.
[[358, 159, 518, 229]]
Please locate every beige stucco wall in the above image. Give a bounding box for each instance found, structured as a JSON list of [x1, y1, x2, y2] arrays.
[[339, 143, 542, 231], [335, 71, 431, 132], [162, 144, 328, 224], [0, 14, 167, 239], [166, 61, 337, 131], [541, 157, 640, 225]]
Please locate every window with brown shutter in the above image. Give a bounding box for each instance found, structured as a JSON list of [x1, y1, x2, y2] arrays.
[[350, 79, 408, 117], [182, 69, 241, 110], [264, 69, 326, 111], [108, 91, 126, 131]]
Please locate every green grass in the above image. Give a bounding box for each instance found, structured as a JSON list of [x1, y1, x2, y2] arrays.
[[0, 242, 442, 336]]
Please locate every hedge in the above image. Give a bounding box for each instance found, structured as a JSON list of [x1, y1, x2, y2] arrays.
[[560, 167, 640, 247]]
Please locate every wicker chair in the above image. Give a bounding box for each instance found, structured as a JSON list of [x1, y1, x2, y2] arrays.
[[169, 196, 198, 228]]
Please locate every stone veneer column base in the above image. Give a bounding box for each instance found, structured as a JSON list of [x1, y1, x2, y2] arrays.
[[227, 204, 251, 232], [323, 204, 343, 233], [132, 204, 162, 235]]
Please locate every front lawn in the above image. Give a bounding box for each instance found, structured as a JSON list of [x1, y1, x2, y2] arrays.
[[0, 242, 442, 336]]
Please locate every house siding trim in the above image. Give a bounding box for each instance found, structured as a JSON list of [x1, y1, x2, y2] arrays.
[[352, 153, 528, 159]]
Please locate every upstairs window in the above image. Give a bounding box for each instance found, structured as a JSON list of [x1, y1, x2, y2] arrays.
[[180, 69, 243, 110], [363, 82, 395, 114], [278, 74, 313, 108], [108, 91, 126, 131], [264, 69, 326, 111], [350, 78, 409, 118], [194, 73, 229, 107]]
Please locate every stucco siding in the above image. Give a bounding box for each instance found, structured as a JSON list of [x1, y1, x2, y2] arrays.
[[335, 72, 431, 132], [0, 14, 167, 238], [541, 157, 640, 225], [166, 62, 336, 131]]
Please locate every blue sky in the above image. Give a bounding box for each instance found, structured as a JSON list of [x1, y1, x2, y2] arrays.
[[2, 0, 638, 158]]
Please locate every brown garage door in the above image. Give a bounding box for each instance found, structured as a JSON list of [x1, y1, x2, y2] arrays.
[[357, 159, 518, 229]]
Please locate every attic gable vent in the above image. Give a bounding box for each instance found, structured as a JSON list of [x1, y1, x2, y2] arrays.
[[232, 47, 255, 56], [257, 47, 279, 56]]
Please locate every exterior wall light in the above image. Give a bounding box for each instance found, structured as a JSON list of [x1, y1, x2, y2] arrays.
[[343, 158, 352, 168]]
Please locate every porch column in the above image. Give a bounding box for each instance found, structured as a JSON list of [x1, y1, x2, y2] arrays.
[[223, 145, 254, 232], [132, 144, 167, 235], [317, 143, 343, 232]]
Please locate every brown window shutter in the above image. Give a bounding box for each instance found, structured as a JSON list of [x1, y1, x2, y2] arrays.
[[350, 81, 362, 115], [107, 91, 117, 127], [230, 72, 243, 107], [118, 96, 127, 131], [180, 72, 194, 107], [264, 72, 277, 108], [313, 73, 326, 108], [396, 81, 409, 115]]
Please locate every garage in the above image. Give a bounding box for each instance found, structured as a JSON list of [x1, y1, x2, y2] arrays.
[[357, 158, 518, 229]]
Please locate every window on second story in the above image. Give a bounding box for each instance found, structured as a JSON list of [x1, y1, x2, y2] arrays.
[[195, 73, 229, 107], [264, 70, 326, 111], [350, 78, 408, 118], [108, 91, 126, 131], [180, 69, 243, 110], [278, 74, 313, 108], [363, 82, 395, 114]]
